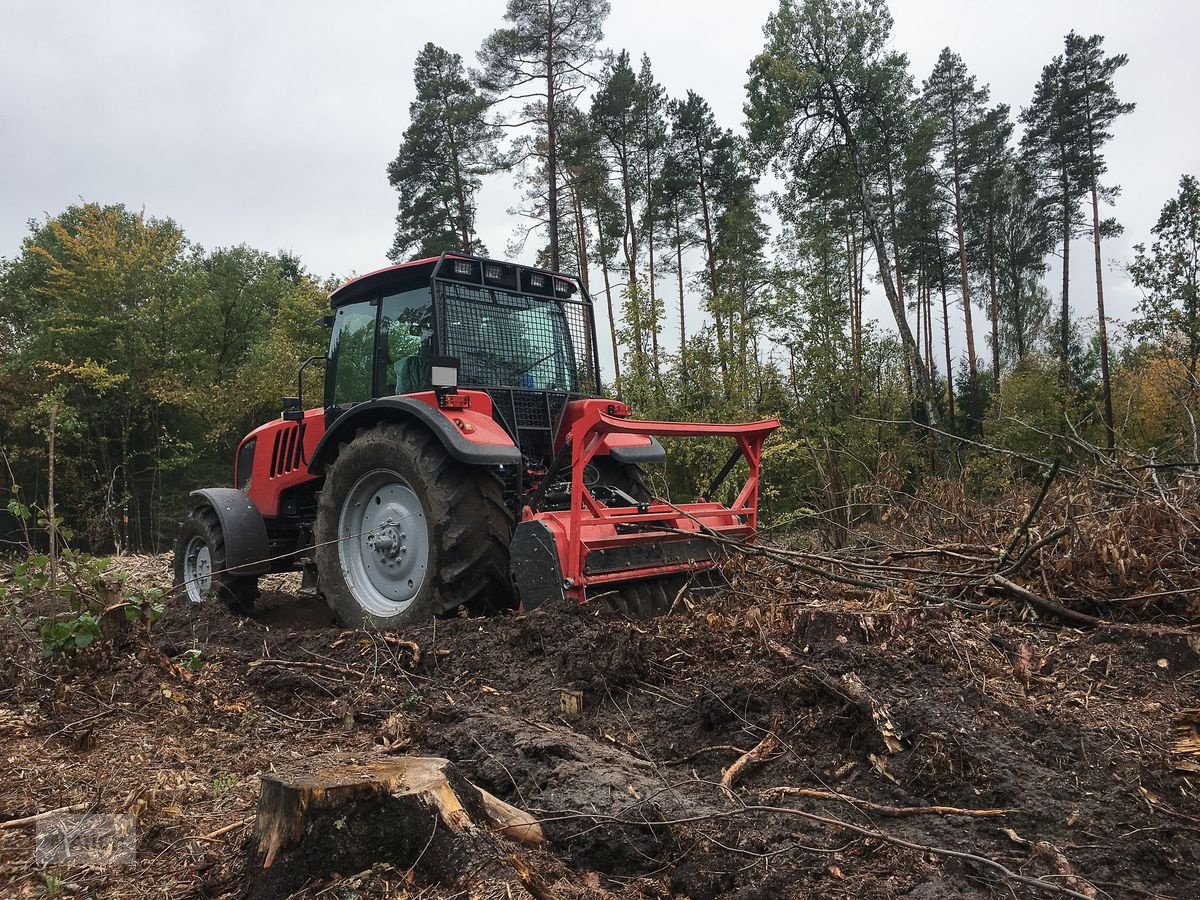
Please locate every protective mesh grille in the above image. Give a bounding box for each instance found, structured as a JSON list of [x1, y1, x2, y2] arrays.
[[490, 390, 571, 459], [435, 281, 598, 395]]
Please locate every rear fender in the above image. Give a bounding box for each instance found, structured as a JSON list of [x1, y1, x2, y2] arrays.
[[189, 488, 271, 576], [307, 392, 521, 474]]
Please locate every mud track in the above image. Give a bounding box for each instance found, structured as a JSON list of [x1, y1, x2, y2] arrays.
[[2, 566, 1199, 898]]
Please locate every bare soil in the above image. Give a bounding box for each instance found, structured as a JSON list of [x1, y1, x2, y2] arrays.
[[2, 559, 1199, 898]]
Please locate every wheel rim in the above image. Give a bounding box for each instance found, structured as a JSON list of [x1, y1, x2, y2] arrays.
[[182, 536, 212, 603], [337, 468, 429, 618]]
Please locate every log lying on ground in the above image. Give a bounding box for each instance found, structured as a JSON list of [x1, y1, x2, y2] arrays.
[[249, 754, 543, 898]]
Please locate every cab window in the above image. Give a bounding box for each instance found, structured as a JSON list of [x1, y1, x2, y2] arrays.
[[328, 301, 376, 407], [379, 287, 434, 395]]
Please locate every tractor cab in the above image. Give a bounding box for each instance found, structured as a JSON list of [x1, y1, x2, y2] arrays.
[[321, 254, 601, 468]]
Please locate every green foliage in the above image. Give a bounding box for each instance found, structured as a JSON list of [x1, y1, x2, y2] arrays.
[[176, 648, 204, 673], [0, 203, 331, 550], [1130, 174, 1200, 377], [387, 44, 496, 260], [211, 773, 238, 798], [39, 611, 101, 658]]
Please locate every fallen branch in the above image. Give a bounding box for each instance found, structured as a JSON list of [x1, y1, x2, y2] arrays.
[[998, 461, 1060, 569], [248, 658, 364, 679], [663, 744, 749, 765], [721, 730, 781, 792], [991, 575, 1101, 627], [196, 815, 254, 841], [761, 786, 1009, 818], [0, 802, 89, 829], [999, 526, 1071, 576], [381, 634, 422, 666]]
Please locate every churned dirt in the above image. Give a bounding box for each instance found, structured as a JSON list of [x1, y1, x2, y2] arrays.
[[2, 555, 1199, 899]]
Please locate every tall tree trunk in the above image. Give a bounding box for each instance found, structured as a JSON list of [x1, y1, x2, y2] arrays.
[[648, 223, 661, 390], [544, 6, 559, 271], [569, 181, 589, 290], [952, 150, 981, 432], [1089, 168, 1115, 452], [674, 204, 686, 375], [593, 208, 621, 396], [940, 270, 956, 429], [988, 215, 999, 385], [645, 138, 661, 393], [1060, 172, 1072, 374], [846, 228, 862, 409], [924, 268, 935, 387], [694, 138, 729, 389], [617, 151, 644, 376], [827, 82, 937, 424]]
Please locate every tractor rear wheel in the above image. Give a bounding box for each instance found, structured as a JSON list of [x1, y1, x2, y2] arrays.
[[172, 507, 259, 612], [313, 422, 516, 629]]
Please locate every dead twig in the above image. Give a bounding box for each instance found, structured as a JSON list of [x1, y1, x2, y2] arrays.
[[721, 728, 781, 793], [1, 802, 89, 828], [991, 574, 1101, 627], [248, 658, 364, 679], [998, 461, 1061, 569], [380, 634, 422, 666], [761, 786, 1010, 818], [196, 815, 254, 842]]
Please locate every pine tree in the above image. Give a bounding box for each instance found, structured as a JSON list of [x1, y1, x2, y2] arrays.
[[559, 104, 625, 392], [478, 0, 609, 272], [590, 51, 647, 381], [670, 90, 735, 390], [386, 44, 495, 259], [962, 104, 1015, 384], [923, 48, 988, 432], [1063, 31, 1135, 452], [657, 136, 701, 374], [1020, 49, 1088, 374], [746, 0, 937, 425], [994, 161, 1054, 364], [635, 55, 669, 387]]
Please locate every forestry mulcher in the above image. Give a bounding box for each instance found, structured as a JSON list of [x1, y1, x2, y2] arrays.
[[173, 253, 779, 627]]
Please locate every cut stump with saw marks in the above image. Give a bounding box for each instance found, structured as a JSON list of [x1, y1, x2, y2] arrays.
[[249, 754, 544, 898]]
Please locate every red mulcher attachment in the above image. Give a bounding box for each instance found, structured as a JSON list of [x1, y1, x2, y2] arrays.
[[510, 400, 781, 611]]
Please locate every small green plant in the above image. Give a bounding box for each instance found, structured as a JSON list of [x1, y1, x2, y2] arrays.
[[40, 873, 65, 897], [211, 773, 238, 798], [400, 692, 422, 710], [39, 611, 102, 657], [176, 648, 204, 672], [334, 816, 347, 831]]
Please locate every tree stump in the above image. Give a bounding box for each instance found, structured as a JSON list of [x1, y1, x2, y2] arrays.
[[248, 754, 543, 898]]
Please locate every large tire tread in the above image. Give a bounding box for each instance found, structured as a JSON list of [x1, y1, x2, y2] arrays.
[[314, 421, 516, 628]]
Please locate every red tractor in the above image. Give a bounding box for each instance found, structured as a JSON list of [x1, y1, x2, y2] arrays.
[[173, 253, 779, 627]]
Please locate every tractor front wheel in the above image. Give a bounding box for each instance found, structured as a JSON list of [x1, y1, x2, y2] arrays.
[[313, 422, 515, 629], [172, 507, 259, 612]]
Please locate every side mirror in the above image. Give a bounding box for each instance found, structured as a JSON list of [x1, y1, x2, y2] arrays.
[[314, 314, 335, 328], [408, 323, 423, 337], [282, 396, 303, 421], [430, 356, 459, 390]]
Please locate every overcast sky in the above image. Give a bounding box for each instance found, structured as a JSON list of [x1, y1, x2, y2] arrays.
[[3, 0, 1198, 367]]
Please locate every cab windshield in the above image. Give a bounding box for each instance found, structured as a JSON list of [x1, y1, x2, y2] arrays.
[[437, 282, 582, 392]]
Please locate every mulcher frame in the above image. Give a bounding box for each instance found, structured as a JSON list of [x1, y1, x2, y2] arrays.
[[520, 403, 780, 603]]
